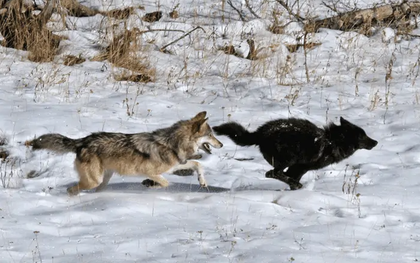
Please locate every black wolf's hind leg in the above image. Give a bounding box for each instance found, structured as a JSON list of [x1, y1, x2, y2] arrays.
[[265, 169, 303, 190]]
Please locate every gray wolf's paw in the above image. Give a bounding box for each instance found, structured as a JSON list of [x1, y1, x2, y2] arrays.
[[198, 176, 207, 188], [67, 185, 80, 196], [142, 179, 163, 188]]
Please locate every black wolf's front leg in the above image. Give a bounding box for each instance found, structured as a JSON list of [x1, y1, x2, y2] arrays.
[[284, 165, 309, 184], [265, 169, 303, 190]]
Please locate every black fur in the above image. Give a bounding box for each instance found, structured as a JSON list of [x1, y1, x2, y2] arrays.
[[213, 117, 378, 190]]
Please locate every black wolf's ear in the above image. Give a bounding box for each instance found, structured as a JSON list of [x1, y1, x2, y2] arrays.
[[191, 111, 207, 122], [340, 117, 351, 126], [192, 118, 208, 133]]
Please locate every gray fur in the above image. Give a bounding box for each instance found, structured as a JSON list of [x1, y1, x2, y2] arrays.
[[26, 111, 223, 195]]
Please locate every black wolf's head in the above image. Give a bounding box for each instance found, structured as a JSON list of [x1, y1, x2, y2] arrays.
[[339, 117, 378, 150]]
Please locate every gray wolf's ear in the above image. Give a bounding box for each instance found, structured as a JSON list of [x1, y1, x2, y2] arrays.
[[192, 118, 208, 133], [340, 117, 351, 126], [191, 111, 207, 121]]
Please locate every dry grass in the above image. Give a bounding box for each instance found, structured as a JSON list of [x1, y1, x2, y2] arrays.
[[0, 135, 9, 162], [103, 6, 137, 20], [0, 1, 60, 62], [63, 55, 86, 66], [285, 42, 321, 53], [93, 29, 155, 82], [27, 31, 61, 62], [142, 11, 162, 22], [114, 71, 153, 83], [0, 149, 9, 160]]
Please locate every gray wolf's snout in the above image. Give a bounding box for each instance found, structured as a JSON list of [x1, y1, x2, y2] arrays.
[[215, 140, 223, 148]]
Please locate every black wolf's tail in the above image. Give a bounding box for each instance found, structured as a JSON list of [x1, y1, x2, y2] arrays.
[[26, 134, 80, 154], [212, 122, 258, 146]]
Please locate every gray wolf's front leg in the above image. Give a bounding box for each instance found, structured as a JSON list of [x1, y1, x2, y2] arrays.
[[171, 160, 207, 187]]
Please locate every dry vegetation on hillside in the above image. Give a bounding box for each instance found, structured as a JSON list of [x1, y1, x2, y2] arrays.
[[1, 0, 419, 83]]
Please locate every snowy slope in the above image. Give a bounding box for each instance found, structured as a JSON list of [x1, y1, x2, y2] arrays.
[[1, 0, 420, 262]]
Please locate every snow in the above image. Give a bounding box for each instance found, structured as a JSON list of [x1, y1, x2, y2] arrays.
[[1, 0, 420, 262]]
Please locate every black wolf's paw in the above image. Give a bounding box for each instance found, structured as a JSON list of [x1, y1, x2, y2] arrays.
[[265, 170, 275, 179], [142, 179, 162, 188], [173, 169, 195, 176], [289, 182, 303, 190], [265, 170, 303, 190]]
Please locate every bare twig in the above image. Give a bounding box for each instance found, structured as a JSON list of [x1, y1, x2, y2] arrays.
[[137, 29, 185, 34], [35, 0, 56, 27], [160, 26, 206, 52], [227, 0, 247, 22], [275, 0, 306, 22], [303, 31, 310, 83], [244, 0, 261, 19], [321, 1, 341, 14], [246, 39, 257, 60]]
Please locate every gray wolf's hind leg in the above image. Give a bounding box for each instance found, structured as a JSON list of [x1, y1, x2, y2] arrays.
[[142, 175, 170, 188], [67, 159, 103, 196], [265, 169, 303, 190], [95, 170, 114, 192]]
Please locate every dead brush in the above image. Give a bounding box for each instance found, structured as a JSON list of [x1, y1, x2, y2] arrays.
[[0, 0, 60, 62], [0, 134, 8, 160], [93, 28, 155, 83], [0, 156, 23, 189], [63, 54, 86, 66], [342, 165, 363, 218]]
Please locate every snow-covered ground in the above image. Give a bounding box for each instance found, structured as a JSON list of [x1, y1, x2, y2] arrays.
[[1, 0, 420, 262]]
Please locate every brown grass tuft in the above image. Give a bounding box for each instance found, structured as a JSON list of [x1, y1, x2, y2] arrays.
[[220, 45, 238, 56], [286, 42, 321, 53], [63, 55, 86, 66], [142, 11, 162, 22], [92, 29, 155, 82], [0, 136, 8, 160], [103, 7, 135, 20], [0, 136, 6, 146], [0, 149, 9, 160], [114, 71, 154, 83]]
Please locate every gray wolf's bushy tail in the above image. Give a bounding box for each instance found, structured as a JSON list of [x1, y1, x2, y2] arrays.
[[212, 122, 258, 146], [26, 134, 79, 153]]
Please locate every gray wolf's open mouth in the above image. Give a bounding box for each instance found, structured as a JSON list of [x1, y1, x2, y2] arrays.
[[201, 143, 212, 154]]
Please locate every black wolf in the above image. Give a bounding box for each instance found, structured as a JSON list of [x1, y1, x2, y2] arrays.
[[213, 117, 377, 190]]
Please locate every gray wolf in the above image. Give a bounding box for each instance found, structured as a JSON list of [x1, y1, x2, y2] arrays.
[[213, 117, 377, 190], [26, 111, 223, 195]]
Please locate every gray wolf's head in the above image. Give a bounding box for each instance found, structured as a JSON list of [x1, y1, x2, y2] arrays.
[[190, 111, 223, 154]]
